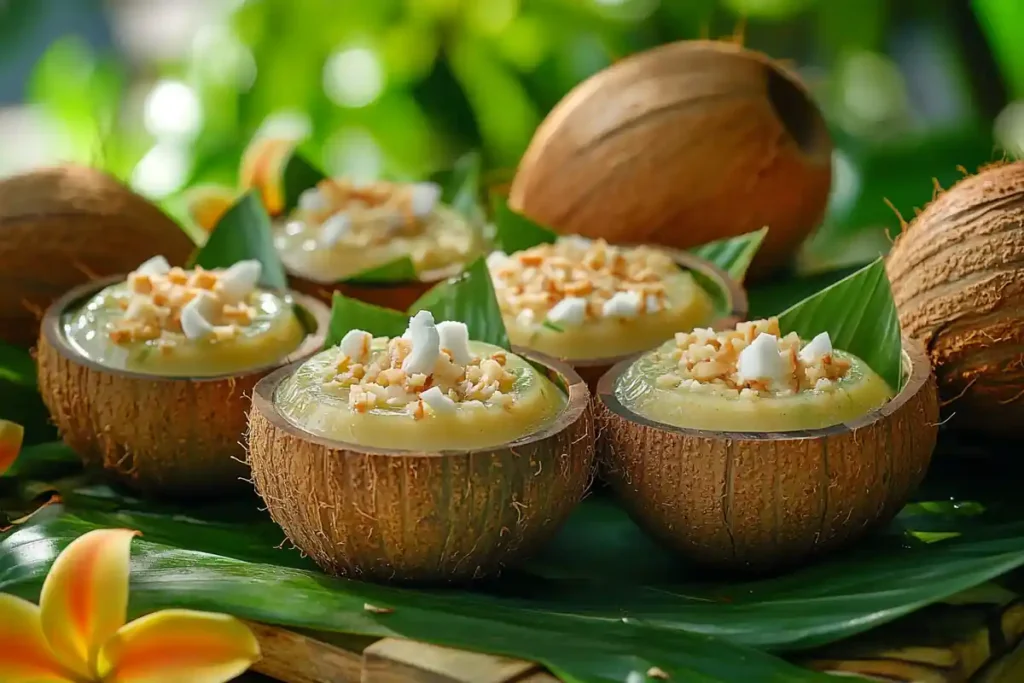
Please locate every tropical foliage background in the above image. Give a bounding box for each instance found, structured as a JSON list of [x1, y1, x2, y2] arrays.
[[4, 1, 1024, 681]]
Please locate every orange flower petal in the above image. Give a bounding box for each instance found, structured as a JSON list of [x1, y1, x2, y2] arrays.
[[0, 594, 76, 682], [185, 185, 237, 234], [240, 136, 295, 216], [96, 609, 261, 683], [0, 419, 25, 476], [39, 528, 140, 679]]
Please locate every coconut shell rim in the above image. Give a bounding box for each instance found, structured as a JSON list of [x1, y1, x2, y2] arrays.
[[552, 246, 749, 370], [596, 335, 933, 442], [41, 274, 331, 384], [250, 345, 590, 458]]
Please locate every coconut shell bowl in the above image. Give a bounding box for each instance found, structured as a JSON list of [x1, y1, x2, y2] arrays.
[[595, 337, 939, 573], [37, 276, 330, 499], [247, 349, 594, 583]]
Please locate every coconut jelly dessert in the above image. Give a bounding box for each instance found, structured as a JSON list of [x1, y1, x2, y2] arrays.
[[488, 237, 715, 360], [63, 256, 305, 377], [275, 311, 566, 451], [275, 178, 484, 283], [617, 317, 894, 432]]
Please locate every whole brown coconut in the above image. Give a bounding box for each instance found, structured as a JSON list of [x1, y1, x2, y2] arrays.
[[37, 276, 330, 498], [596, 338, 938, 573], [247, 350, 594, 583], [0, 166, 196, 347], [887, 162, 1024, 439], [509, 40, 832, 279]]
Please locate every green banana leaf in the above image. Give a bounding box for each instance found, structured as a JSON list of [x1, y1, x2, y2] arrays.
[[190, 192, 289, 291], [777, 259, 903, 391], [689, 227, 769, 283], [323, 257, 509, 350], [0, 343, 54, 448]]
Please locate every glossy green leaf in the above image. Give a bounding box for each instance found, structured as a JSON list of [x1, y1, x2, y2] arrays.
[[689, 228, 769, 283], [190, 192, 289, 291], [322, 294, 409, 349], [410, 257, 510, 350], [1, 441, 79, 481], [492, 196, 557, 254], [280, 151, 327, 214], [0, 508, 831, 683], [430, 150, 484, 221], [777, 259, 903, 390], [322, 257, 510, 350], [343, 256, 418, 284], [0, 343, 36, 389]]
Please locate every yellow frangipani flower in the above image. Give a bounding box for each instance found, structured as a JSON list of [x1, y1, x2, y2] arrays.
[[0, 528, 261, 683], [0, 419, 24, 476]]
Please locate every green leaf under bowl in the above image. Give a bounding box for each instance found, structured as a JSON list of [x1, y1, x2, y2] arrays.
[[493, 196, 558, 254], [343, 256, 418, 284], [410, 257, 510, 350], [322, 296, 409, 349], [280, 151, 327, 214], [323, 257, 511, 351], [430, 150, 484, 221], [777, 258, 903, 391], [690, 228, 769, 283], [189, 192, 289, 291]]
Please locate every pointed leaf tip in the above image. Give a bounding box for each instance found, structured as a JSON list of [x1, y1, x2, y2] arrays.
[[97, 609, 260, 683], [40, 528, 140, 679]]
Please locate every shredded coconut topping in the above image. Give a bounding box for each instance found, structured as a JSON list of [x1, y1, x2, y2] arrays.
[[328, 313, 516, 419], [653, 318, 852, 397], [292, 178, 441, 249], [109, 257, 263, 347], [488, 237, 678, 327]]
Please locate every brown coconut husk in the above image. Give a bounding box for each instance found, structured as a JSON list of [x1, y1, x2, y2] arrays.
[[565, 248, 748, 393], [247, 349, 594, 583], [886, 162, 1024, 440], [595, 337, 938, 573], [509, 39, 832, 280], [37, 276, 330, 498], [0, 166, 196, 347]]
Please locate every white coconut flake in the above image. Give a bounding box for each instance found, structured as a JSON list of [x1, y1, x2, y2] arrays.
[[319, 212, 352, 248], [602, 291, 642, 319], [737, 333, 788, 385], [218, 260, 262, 302], [420, 386, 457, 414], [339, 329, 372, 364], [645, 294, 662, 314], [547, 297, 587, 327], [437, 320, 473, 365], [136, 255, 170, 276], [799, 331, 833, 363], [486, 250, 510, 269], [298, 188, 328, 213], [558, 235, 593, 250], [516, 309, 536, 328], [409, 182, 441, 218], [180, 292, 216, 340], [402, 311, 440, 375]]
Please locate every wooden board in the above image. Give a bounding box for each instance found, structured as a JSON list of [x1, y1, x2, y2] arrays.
[[243, 585, 1024, 683]]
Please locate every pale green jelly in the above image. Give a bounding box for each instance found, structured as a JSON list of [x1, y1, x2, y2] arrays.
[[64, 282, 306, 377], [275, 340, 566, 450], [617, 341, 894, 432]]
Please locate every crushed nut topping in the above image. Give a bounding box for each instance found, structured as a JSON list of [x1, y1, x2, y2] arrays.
[[292, 179, 441, 249], [108, 256, 262, 346], [654, 318, 852, 397], [328, 313, 517, 419], [488, 237, 679, 327]]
